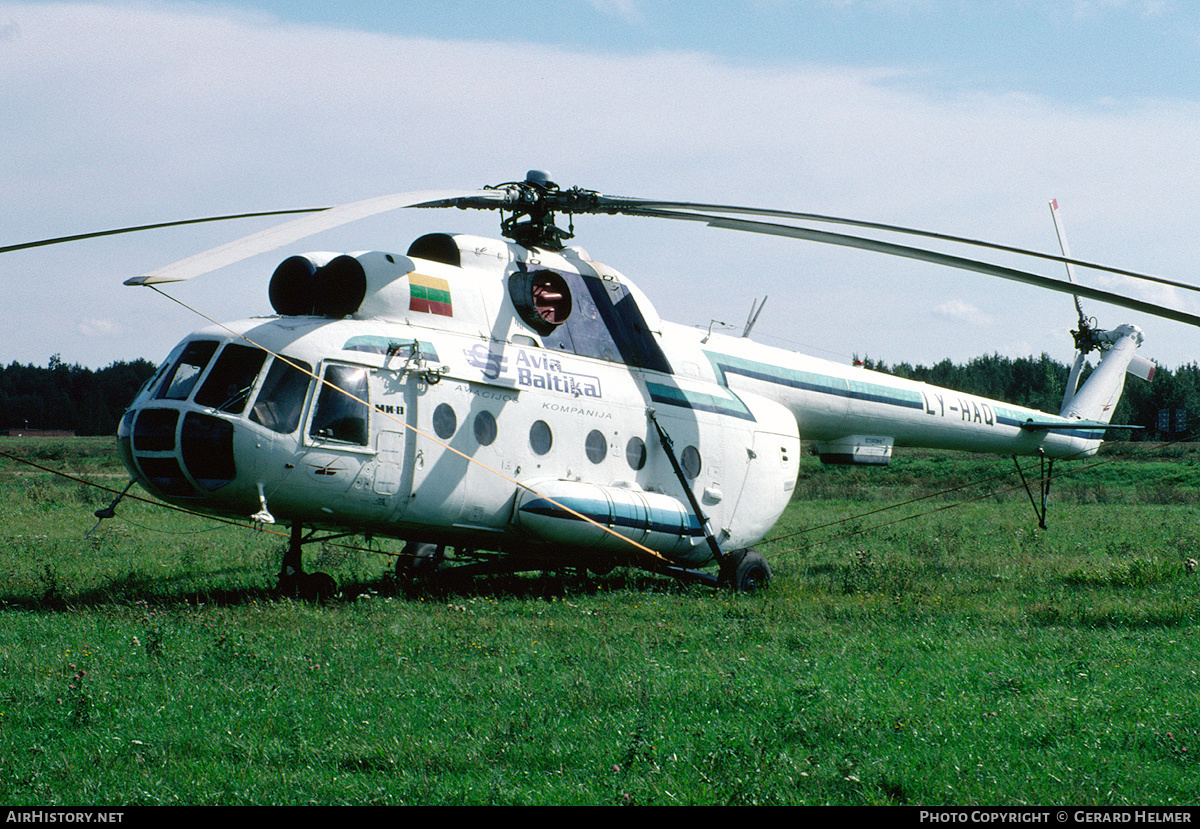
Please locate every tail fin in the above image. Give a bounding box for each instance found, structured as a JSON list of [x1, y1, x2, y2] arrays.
[[1059, 324, 1152, 423]]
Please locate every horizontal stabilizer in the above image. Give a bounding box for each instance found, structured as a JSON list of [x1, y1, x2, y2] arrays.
[[1127, 354, 1156, 382], [1019, 419, 1142, 432]]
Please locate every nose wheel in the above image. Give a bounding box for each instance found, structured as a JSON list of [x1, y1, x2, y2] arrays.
[[394, 542, 446, 593]]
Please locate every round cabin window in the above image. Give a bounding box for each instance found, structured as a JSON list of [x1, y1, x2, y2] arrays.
[[473, 410, 497, 446], [530, 420, 553, 455], [433, 403, 457, 440], [585, 430, 607, 464], [625, 436, 647, 470], [510, 270, 572, 335]]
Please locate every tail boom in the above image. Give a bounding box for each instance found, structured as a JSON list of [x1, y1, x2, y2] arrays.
[[689, 323, 1149, 462]]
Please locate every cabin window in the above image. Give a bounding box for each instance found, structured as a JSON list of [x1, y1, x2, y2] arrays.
[[530, 420, 553, 456], [625, 436, 647, 471], [474, 410, 498, 446], [309, 363, 370, 445], [433, 403, 457, 440], [510, 270, 572, 336], [585, 430, 607, 464], [195, 344, 267, 414], [157, 340, 219, 401], [681, 445, 702, 479], [250, 357, 313, 434]]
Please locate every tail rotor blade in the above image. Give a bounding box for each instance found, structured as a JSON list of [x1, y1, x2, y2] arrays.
[[1062, 350, 1087, 412], [1049, 199, 1088, 327]]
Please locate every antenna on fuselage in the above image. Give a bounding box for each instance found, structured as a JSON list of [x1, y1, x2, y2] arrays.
[[742, 295, 767, 337]]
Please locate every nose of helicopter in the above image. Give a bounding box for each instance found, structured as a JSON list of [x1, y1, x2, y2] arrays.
[[119, 405, 242, 500], [116, 336, 283, 511]]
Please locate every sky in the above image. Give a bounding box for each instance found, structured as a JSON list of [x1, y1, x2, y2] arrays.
[[5, 0, 1200, 378]]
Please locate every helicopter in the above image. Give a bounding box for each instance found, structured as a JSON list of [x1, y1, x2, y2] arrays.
[[22, 171, 1200, 597]]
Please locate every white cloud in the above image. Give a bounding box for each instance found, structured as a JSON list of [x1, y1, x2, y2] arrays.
[[935, 300, 994, 326], [582, 0, 644, 23], [76, 319, 120, 337]]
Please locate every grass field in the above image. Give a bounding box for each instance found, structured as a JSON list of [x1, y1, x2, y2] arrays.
[[1, 437, 1199, 805]]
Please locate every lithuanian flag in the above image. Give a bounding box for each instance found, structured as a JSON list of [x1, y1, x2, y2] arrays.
[[408, 273, 453, 316]]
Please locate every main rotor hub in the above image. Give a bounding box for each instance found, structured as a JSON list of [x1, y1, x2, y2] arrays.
[[1071, 317, 1102, 354], [485, 171, 601, 250]]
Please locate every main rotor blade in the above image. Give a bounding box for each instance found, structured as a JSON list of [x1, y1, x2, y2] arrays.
[[697, 213, 1200, 328], [601, 197, 1200, 296], [1, 209, 328, 255], [125, 189, 500, 286]]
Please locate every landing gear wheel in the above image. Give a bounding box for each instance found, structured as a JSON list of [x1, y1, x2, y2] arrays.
[[721, 548, 772, 593], [275, 522, 337, 603], [298, 571, 337, 604], [395, 542, 445, 595], [586, 553, 618, 577], [278, 570, 337, 604]]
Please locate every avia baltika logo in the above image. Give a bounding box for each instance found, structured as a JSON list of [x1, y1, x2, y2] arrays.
[[465, 344, 602, 398], [465, 343, 508, 379]]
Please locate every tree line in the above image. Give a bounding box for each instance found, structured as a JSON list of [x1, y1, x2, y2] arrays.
[[2, 352, 1197, 440], [1, 355, 156, 436]]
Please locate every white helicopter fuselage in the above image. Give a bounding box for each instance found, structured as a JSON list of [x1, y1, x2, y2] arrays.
[[117, 232, 1142, 570], [119, 235, 801, 568]]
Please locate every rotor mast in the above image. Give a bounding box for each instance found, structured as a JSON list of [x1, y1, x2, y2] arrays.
[[464, 170, 602, 250]]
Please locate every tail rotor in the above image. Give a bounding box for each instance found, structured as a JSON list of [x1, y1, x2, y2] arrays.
[[1050, 200, 1155, 420], [1050, 199, 1101, 411]]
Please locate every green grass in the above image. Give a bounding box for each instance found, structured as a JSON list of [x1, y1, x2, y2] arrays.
[[2, 440, 1199, 804]]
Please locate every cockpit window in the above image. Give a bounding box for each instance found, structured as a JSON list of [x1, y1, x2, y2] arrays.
[[157, 340, 219, 401], [132, 351, 177, 407], [251, 357, 313, 434], [309, 363, 370, 445], [529, 270, 672, 374], [195, 344, 267, 414]]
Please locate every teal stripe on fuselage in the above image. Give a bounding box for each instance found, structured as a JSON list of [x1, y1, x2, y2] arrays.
[[645, 381, 756, 421], [705, 352, 923, 410], [989, 405, 1107, 439]]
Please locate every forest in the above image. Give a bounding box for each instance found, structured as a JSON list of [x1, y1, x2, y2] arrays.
[[1, 352, 1197, 440], [0, 355, 156, 436]]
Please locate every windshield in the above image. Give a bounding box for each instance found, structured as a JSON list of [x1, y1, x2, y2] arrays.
[[157, 340, 219, 401], [195, 344, 267, 413]]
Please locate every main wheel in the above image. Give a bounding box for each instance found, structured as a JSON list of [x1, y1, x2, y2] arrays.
[[724, 548, 772, 593], [299, 571, 337, 604], [279, 570, 337, 603]]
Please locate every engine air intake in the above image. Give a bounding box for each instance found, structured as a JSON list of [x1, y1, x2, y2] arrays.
[[269, 254, 367, 318]]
